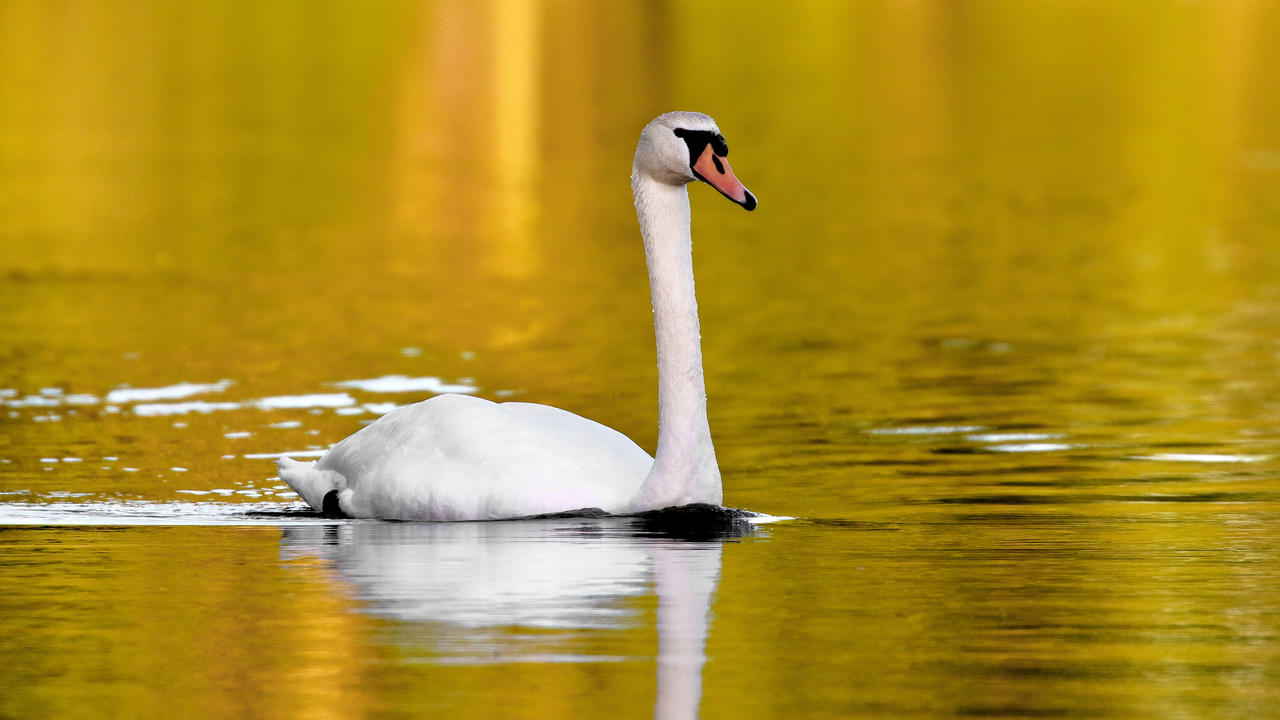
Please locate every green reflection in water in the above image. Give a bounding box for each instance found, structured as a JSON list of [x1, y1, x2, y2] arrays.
[[2, 0, 1280, 718]]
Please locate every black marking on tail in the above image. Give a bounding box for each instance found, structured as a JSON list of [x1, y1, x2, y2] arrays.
[[321, 490, 347, 518]]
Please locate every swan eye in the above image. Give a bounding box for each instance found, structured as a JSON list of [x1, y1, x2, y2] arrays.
[[676, 126, 756, 210], [672, 128, 729, 168]]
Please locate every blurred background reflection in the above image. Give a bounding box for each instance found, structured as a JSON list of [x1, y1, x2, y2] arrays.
[[2, 1, 1279, 718]]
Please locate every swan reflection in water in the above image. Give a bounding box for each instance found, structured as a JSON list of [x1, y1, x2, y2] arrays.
[[279, 510, 757, 719]]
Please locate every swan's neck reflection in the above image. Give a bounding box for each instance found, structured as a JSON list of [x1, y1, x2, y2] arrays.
[[652, 542, 722, 720], [280, 517, 745, 719]]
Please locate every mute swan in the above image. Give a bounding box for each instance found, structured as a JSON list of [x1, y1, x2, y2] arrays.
[[278, 111, 756, 520]]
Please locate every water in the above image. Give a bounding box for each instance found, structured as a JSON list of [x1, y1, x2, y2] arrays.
[[3, 1, 1280, 717]]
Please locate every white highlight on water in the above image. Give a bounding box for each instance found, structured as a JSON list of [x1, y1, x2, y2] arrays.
[[241, 449, 328, 460], [133, 401, 241, 417], [255, 393, 356, 410], [1141, 453, 1269, 464], [106, 380, 233, 404], [868, 425, 985, 436], [987, 443, 1075, 453], [332, 375, 478, 395]]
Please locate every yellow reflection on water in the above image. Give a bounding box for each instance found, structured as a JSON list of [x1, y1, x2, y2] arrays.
[[0, 527, 375, 719], [2, 1, 1280, 718]]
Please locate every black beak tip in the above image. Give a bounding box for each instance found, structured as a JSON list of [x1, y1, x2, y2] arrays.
[[741, 191, 757, 211]]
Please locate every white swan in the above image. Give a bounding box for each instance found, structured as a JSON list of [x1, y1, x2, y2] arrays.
[[277, 111, 756, 520]]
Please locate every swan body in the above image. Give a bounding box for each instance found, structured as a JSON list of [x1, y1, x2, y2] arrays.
[[279, 111, 756, 520], [279, 394, 652, 520]]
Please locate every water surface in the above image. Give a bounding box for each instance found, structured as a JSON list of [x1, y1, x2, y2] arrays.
[[3, 1, 1280, 718]]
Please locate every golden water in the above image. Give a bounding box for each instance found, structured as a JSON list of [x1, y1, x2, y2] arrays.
[[3, 1, 1280, 717]]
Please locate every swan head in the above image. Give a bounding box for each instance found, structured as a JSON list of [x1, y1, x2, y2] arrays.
[[634, 111, 757, 211]]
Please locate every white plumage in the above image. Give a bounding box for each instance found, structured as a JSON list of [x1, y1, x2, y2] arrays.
[[278, 111, 756, 520]]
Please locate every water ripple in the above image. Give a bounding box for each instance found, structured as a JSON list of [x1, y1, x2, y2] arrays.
[[1137, 453, 1269, 464], [105, 380, 233, 404], [333, 375, 478, 394]]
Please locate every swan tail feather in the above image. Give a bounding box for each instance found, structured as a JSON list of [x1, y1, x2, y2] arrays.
[[277, 456, 345, 511]]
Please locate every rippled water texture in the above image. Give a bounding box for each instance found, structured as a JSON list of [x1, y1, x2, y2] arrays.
[[3, 1, 1280, 718]]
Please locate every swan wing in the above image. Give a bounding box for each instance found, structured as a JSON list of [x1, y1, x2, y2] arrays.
[[290, 393, 652, 520]]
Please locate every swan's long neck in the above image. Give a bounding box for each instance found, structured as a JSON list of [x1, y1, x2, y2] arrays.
[[626, 170, 723, 511]]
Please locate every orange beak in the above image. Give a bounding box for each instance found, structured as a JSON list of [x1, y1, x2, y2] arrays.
[[691, 144, 757, 211]]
